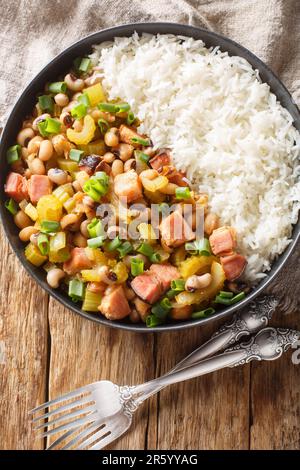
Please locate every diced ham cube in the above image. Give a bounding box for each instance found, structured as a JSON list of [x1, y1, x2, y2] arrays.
[[149, 264, 180, 291], [114, 169, 142, 203], [99, 285, 131, 320], [131, 264, 180, 304], [63, 247, 93, 275], [220, 253, 247, 281], [119, 125, 144, 148], [159, 211, 195, 247], [131, 272, 163, 304], [5, 172, 28, 202], [28, 175, 52, 204], [168, 170, 188, 187], [149, 152, 171, 171], [209, 226, 236, 256]]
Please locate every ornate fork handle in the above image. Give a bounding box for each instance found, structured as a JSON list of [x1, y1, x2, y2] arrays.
[[168, 295, 278, 373], [132, 327, 299, 404]]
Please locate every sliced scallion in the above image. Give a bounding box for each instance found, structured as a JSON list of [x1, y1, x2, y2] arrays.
[[69, 148, 84, 162], [71, 103, 87, 119], [117, 241, 133, 258], [97, 102, 118, 113], [127, 111, 135, 125], [116, 102, 130, 113], [137, 242, 154, 258], [192, 307, 215, 319], [78, 58, 91, 72], [38, 117, 61, 136], [219, 291, 234, 299], [87, 236, 104, 248], [131, 258, 144, 276], [68, 279, 85, 302], [40, 220, 60, 234], [107, 236, 122, 252], [171, 279, 186, 291], [230, 292, 246, 304], [37, 233, 50, 256], [146, 314, 164, 327], [131, 136, 150, 146], [6, 144, 21, 164], [150, 252, 161, 263], [175, 186, 191, 200], [136, 150, 150, 163], [87, 218, 103, 238], [78, 93, 90, 107], [98, 118, 109, 134], [185, 238, 211, 256], [38, 95, 54, 112], [48, 81, 67, 94], [5, 198, 18, 215]]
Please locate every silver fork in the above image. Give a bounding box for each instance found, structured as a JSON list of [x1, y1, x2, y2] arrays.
[[29, 296, 286, 450]]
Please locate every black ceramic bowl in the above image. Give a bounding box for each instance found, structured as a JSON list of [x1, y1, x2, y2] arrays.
[[0, 23, 299, 332]]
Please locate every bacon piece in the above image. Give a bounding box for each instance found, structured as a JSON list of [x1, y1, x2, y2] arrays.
[[28, 175, 52, 204], [159, 211, 195, 247], [209, 226, 236, 256], [63, 247, 92, 275], [114, 169, 143, 203], [99, 285, 131, 320], [220, 253, 247, 281], [5, 172, 29, 202]]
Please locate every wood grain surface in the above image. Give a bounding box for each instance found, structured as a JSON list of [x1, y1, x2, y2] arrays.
[[1, 226, 299, 450]]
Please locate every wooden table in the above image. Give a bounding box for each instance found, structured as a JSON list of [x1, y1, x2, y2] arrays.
[[0, 224, 299, 450]]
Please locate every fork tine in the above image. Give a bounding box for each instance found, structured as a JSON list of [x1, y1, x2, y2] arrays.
[[34, 404, 96, 431], [29, 385, 92, 414], [77, 424, 109, 450], [88, 428, 120, 450], [32, 396, 94, 423], [40, 411, 98, 438], [61, 420, 105, 450], [47, 425, 85, 450]]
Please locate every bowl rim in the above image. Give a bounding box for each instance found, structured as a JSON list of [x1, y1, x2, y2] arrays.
[[0, 21, 299, 332]]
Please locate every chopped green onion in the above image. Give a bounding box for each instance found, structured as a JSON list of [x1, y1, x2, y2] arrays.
[[117, 241, 133, 258], [38, 95, 54, 112], [83, 173, 109, 201], [78, 58, 91, 72], [135, 150, 150, 163], [171, 279, 186, 291], [127, 111, 135, 125], [137, 242, 154, 258], [37, 233, 49, 256], [87, 218, 103, 238], [97, 102, 118, 113], [87, 236, 104, 248], [219, 291, 234, 299], [98, 118, 109, 134], [131, 136, 150, 146], [175, 187, 191, 200], [185, 238, 211, 256], [146, 314, 164, 327], [73, 57, 82, 72], [192, 308, 215, 319], [68, 279, 85, 302], [214, 295, 233, 305], [150, 252, 161, 263], [49, 232, 66, 252], [151, 297, 172, 320], [116, 103, 130, 113], [107, 236, 122, 252], [166, 289, 177, 300], [5, 198, 18, 215], [71, 103, 87, 119], [69, 148, 84, 162], [38, 117, 61, 136], [6, 144, 21, 164], [48, 81, 67, 94], [40, 220, 60, 234], [78, 93, 90, 107], [230, 292, 246, 304], [131, 258, 144, 276], [160, 298, 172, 310]]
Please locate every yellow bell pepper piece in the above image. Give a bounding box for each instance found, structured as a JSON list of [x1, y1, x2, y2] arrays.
[[81, 269, 102, 282], [37, 195, 63, 222], [84, 248, 107, 265], [78, 139, 106, 157], [175, 261, 226, 306], [179, 255, 215, 279], [24, 203, 38, 222], [84, 83, 105, 107], [67, 115, 96, 145], [25, 243, 47, 266], [113, 262, 128, 283], [49, 246, 70, 263], [57, 158, 79, 173]]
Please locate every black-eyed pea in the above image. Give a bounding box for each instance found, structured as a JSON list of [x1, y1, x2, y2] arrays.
[[54, 93, 69, 107], [204, 212, 219, 235], [46, 268, 65, 289], [102, 152, 115, 163], [28, 157, 45, 175], [60, 213, 80, 231], [118, 143, 134, 161], [14, 211, 32, 229], [64, 73, 84, 92], [47, 168, 68, 185], [80, 220, 90, 238], [17, 128, 35, 147], [104, 128, 119, 147], [73, 232, 87, 248], [19, 226, 39, 242], [111, 159, 124, 177], [27, 135, 43, 154], [124, 158, 136, 171], [38, 139, 54, 161]]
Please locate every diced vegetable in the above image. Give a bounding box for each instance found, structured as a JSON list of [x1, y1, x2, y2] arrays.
[[175, 261, 225, 306], [63, 197, 76, 213], [48, 246, 70, 263], [175, 187, 191, 200], [38, 117, 61, 136], [48, 81, 67, 94], [49, 232, 66, 252], [137, 223, 157, 244], [82, 290, 102, 312], [113, 262, 128, 283], [107, 236, 122, 252], [40, 220, 60, 233], [29, 175, 52, 204], [25, 243, 47, 266], [131, 258, 144, 276], [71, 103, 87, 119], [37, 195, 63, 222], [83, 172, 110, 202], [37, 233, 50, 255], [5, 198, 18, 215], [78, 58, 91, 73], [68, 279, 85, 302], [87, 236, 104, 248], [6, 145, 21, 164], [38, 95, 54, 113], [146, 314, 164, 327], [192, 307, 215, 319], [24, 203, 38, 221], [57, 158, 79, 173], [87, 218, 103, 238], [140, 175, 168, 192], [78, 139, 105, 156], [67, 115, 96, 145], [81, 269, 102, 282], [69, 149, 84, 162], [117, 241, 133, 257], [185, 238, 211, 256], [78, 93, 91, 107], [179, 255, 215, 279], [98, 118, 109, 134], [85, 83, 105, 107]]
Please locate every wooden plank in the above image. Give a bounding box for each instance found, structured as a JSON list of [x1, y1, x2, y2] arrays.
[[47, 297, 156, 449], [0, 226, 49, 450], [149, 323, 250, 450], [250, 246, 300, 449]]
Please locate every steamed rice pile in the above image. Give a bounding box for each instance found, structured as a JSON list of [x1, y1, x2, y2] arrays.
[[90, 34, 300, 282]]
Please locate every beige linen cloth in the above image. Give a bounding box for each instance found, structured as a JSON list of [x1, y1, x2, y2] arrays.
[[0, 0, 299, 312]]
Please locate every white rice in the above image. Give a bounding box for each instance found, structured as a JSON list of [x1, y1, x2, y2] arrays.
[[90, 33, 300, 282]]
